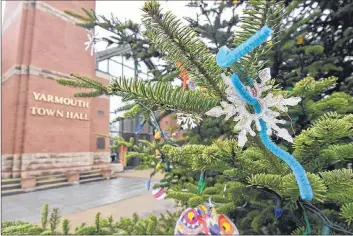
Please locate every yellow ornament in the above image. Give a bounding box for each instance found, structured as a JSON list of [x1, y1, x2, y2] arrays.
[[156, 162, 162, 169], [268, 41, 273, 47], [154, 132, 161, 140], [155, 149, 160, 156], [233, 0, 238, 5], [297, 35, 304, 45]]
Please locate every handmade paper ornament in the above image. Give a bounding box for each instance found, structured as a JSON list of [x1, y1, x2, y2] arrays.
[[155, 149, 161, 156], [146, 179, 151, 191], [154, 131, 162, 140], [297, 34, 304, 45], [274, 207, 284, 219], [177, 61, 190, 88], [84, 30, 98, 56], [135, 119, 146, 134], [165, 162, 170, 172], [156, 162, 162, 170], [174, 204, 239, 235], [197, 171, 206, 193], [152, 187, 166, 200], [177, 113, 202, 130], [187, 80, 197, 90]]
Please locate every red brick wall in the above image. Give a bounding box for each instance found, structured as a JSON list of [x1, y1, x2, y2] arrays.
[[1, 76, 19, 154], [1, 1, 109, 178], [23, 75, 91, 153], [30, 9, 95, 76]]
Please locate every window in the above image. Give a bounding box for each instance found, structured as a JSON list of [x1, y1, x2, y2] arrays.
[[123, 67, 136, 78], [97, 137, 105, 149], [123, 119, 132, 132], [98, 60, 108, 72], [108, 59, 123, 77], [110, 56, 122, 64], [123, 57, 135, 69]]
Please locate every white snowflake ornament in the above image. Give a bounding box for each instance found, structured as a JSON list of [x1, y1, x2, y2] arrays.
[[205, 70, 301, 147], [84, 30, 99, 56], [176, 113, 202, 130]]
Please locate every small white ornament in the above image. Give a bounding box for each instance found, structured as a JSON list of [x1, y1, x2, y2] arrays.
[[176, 113, 202, 130], [84, 30, 98, 56]]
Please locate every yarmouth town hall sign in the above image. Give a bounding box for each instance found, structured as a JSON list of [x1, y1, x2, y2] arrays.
[[30, 92, 89, 121]]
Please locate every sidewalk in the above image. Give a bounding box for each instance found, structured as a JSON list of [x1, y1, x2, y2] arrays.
[[2, 169, 177, 230], [61, 170, 176, 229], [62, 192, 177, 229], [115, 169, 165, 179]]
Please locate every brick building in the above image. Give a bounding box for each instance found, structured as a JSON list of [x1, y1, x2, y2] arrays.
[[1, 1, 110, 178]]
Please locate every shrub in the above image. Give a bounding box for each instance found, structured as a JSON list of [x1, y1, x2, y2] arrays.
[[50, 208, 61, 233], [41, 204, 49, 229], [62, 219, 70, 235], [2, 223, 43, 235]]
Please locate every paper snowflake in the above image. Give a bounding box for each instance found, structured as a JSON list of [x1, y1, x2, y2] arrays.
[[176, 113, 202, 130], [205, 69, 301, 147], [84, 30, 99, 56]]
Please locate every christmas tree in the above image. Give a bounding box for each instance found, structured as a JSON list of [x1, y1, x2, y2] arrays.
[[58, 0, 353, 234]]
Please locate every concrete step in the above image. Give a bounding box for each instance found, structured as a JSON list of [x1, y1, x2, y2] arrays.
[[1, 183, 21, 191], [35, 182, 72, 192], [80, 169, 101, 176], [1, 188, 24, 196], [80, 173, 102, 180], [79, 176, 107, 184], [37, 177, 67, 186], [1, 178, 21, 184], [1, 170, 116, 196]]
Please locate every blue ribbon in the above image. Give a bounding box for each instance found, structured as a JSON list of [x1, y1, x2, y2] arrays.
[[216, 25, 313, 201]]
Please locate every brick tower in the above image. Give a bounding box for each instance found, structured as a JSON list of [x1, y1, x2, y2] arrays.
[[2, 1, 110, 179]]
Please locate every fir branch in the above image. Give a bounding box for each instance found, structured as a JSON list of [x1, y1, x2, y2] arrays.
[[108, 76, 220, 114], [142, 1, 226, 99]]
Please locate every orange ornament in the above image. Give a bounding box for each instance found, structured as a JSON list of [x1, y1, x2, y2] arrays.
[[297, 35, 304, 45], [177, 61, 189, 88]]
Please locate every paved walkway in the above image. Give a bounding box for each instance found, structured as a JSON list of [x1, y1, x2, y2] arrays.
[[2, 172, 177, 226]]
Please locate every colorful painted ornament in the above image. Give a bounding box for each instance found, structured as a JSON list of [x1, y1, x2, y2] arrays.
[[174, 205, 239, 235], [187, 80, 197, 90], [152, 187, 166, 200]]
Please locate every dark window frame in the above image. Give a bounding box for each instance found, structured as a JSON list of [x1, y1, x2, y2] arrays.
[[97, 137, 105, 149]]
